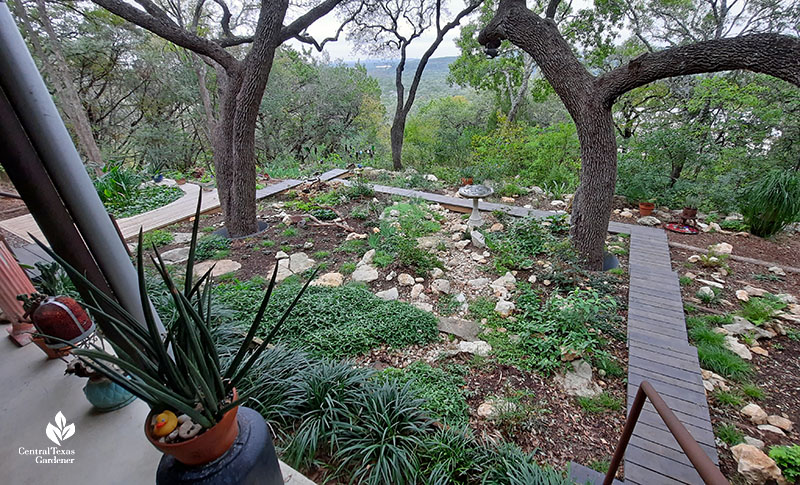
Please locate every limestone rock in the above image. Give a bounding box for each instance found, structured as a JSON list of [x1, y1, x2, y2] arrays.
[[731, 444, 783, 485], [750, 346, 769, 356], [527, 274, 537, 284], [398, 273, 415, 286], [492, 272, 516, 290], [161, 247, 191, 265], [431, 279, 451, 294], [555, 360, 602, 398], [757, 424, 786, 436], [741, 403, 768, 425], [723, 316, 776, 340], [736, 290, 750, 302], [312, 272, 344, 287], [410, 283, 425, 299], [766, 415, 793, 432], [413, 302, 434, 312], [431, 268, 444, 278], [768, 266, 786, 277], [725, 336, 752, 360], [697, 286, 716, 299], [468, 278, 489, 289], [709, 242, 733, 254], [743, 286, 768, 297], [470, 230, 486, 249], [744, 436, 765, 450], [458, 340, 492, 357], [359, 249, 376, 266], [697, 278, 724, 289], [346, 232, 368, 241], [438, 317, 480, 341], [476, 398, 517, 419], [172, 232, 193, 244], [193, 259, 241, 277], [489, 223, 504, 232], [494, 300, 515, 318], [376, 287, 399, 301], [351, 264, 379, 283], [688, 255, 702, 263], [637, 216, 661, 226], [275, 251, 289, 260], [620, 210, 633, 218], [289, 252, 315, 273]]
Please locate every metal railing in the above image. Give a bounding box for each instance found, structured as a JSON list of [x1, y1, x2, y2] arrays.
[[604, 380, 729, 485]]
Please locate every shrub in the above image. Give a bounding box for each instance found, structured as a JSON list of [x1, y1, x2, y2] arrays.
[[713, 390, 743, 407], [740, 296, 786, 325], [769, 445, 800, 483], [696, 344, 752, 381], [486, 215, 571, 273], [740, 170, 800, 237], [741, 383, 765, 400], [340, 262, 356, 274]]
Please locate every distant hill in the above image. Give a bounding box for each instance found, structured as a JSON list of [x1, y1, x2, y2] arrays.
[[350, 56, 473, 113]]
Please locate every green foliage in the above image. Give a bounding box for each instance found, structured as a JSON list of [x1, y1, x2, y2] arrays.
[[741, 170, 800, 237], [336, 239, 368, 255], [679, 276, 693, 286], [216, 280, 439, 359], [588, 460, 610, 474], [373, 250, 394, 268], [333, 380, 432, 485], [194, 234, 231, 261], [486, 215, 572, 273], [769, 445, 800, 482], [282, 227, 298, 237], [340, 262, 357, 275], [437, 293, 461, 317], [593, 353, 625, 378], [741, 383, 766, 400], [309, 208, 337, 220], [713, 390, 743, 407], [740, 296, 786, 325], [487, 286, 620, 374], [716, 424, 745, 446], [369, 203, 443, 276], [32, 262, 79, 298], [141, 229, 174, 248], [312, 251, 330, 259], [470, 121, 580, 189], [382, 362, 469, 426], [696, 345, 752, 381], [577, 392, 622, 413]]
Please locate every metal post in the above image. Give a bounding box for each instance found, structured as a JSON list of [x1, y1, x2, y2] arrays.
[[0, 0, 158, 330]]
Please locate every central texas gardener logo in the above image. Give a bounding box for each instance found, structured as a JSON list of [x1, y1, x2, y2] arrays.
[[45, 411, 75, 446]]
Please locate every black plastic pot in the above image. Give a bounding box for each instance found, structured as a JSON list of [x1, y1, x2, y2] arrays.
[[156, 407, 282, 485]]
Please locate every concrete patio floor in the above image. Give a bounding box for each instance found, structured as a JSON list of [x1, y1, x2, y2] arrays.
[[0, 335, 313, 484]]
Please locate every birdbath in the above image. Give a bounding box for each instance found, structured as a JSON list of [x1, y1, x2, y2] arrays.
[[458, 184, 493, 228]]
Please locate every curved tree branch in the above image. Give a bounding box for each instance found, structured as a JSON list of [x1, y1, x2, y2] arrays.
[[90, 0, 237, 69], [596, 33, 800, 105], [279, 0, 345, 43]]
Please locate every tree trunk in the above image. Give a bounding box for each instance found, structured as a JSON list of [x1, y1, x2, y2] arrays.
[[570, 102, 617, 269], [508, 53, 534, 122], [390, 111, 406, 171], [15, 0, 104, 175]]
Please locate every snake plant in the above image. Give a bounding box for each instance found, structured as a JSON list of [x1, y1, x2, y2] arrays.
[[35, 193, 316, 428]]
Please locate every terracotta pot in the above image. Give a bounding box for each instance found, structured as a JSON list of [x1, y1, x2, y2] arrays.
[[145, 390, 239, 466], [681, 207, 698, 218], [639, 202, 655, 217], [176, 178, 187, 185], [32, 336, 72, 359], [461, 177, 473, 186]]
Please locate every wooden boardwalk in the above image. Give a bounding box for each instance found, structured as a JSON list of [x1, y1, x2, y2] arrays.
[[331, 176, 719, 485], [0, 169, 348, 244]]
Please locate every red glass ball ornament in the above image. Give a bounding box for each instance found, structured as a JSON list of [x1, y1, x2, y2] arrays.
[[32, 296, 95, 348]]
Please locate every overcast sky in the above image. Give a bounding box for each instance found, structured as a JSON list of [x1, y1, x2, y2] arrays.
[[285, 6, 469, 61]]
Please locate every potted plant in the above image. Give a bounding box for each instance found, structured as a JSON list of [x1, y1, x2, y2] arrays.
[[17, 292, 95, 359], [35, 194, 312, 482], [682, 194, 700, 219], [638, 198, 656, 217], [459, 166, 475, 186]]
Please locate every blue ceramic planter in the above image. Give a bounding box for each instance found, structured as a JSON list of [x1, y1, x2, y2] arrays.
[[83, 378, 136, 412]]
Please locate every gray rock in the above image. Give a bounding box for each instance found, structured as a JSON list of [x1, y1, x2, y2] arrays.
[[723, 316, 776, 340], [458, 340, 492, 356], [470, 230, 486, 249], [311, 272, 343, 287], [289, 252, 315, 273], [431, 279, 451, 294], [741, 403, 768, 425], [397, 273, 415, 286], [172, 232, 193, 244], [494, 300, 515, 318], [438, 317, 480, 341], [431, 268, 444, 278], [275, 251, 289, 260], [468, 277, 489, 289], [492, 272, 516, 290], [410, 283, 425, 299], [697, 286, 716, 299], [743, 436, 765, 450], [417, 236, 445, 249], [725, 336, 752, 360], [731, 444, 783, 484], [351, 264, 379, 283], [555, 360, 602, 398], [161, 247, 191, 265], [359, 249, 376, 266], [637, 216, 661, 226], [193, 259, 241, 277], [413, 302, 434, 312], [375, 287, 399, 301], [756, 424, 786, 436]]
